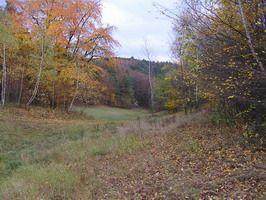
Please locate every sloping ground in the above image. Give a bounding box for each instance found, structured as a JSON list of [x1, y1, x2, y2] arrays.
[[80, 116, 266, 199], [0, 107, 265, 199], [0, 106, 149, 199]]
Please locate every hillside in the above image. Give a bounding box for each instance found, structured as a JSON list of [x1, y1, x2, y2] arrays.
[[113, 57, 176, 77], [94, 57, 177, 108]]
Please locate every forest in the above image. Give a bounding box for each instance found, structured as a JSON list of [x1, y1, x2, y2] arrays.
[[0, 0, 265, 199]]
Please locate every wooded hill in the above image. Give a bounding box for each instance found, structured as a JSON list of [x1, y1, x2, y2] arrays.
[[94, 57, 177, 108], [0, 0, 176, 110]]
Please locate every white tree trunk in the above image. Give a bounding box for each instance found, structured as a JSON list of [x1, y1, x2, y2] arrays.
[[26, 35, 45, 106], [144, 40, 154, 112], [238, 0, 264, 72], [68, 63, 79, 112], [195, 47, 199, 106], [148, 59, 154, 112], [68, 82, 79, 112], [17, 65, 25, 105], [1, 43, 6, 106]]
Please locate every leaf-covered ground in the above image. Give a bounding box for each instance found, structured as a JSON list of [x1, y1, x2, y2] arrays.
[[82, 121, 266, 199], [0, 106, 265, 199]]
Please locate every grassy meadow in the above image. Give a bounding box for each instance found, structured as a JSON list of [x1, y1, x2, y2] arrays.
[[0, 106, 148, 199], [74, 105, 148, 121], [0, 106, 265, 199]]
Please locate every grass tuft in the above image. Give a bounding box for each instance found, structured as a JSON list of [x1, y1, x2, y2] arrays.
[[0, 164, 78, 199]]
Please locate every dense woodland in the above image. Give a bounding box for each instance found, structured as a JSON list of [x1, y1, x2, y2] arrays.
[[0, 0, 265, 142], [94, 57, 175, 108], [0, 0, 117, 111], [155, 0, 266, 145], [0, 0, 174, 110]]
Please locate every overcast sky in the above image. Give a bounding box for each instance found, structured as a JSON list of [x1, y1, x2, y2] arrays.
[[102, 0, 177, 61], [0, 0, 178, 61]]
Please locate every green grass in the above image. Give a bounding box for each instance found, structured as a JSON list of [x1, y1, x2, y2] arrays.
[[0, 106, 148, 199], [75, 105, 148, 121], [1, 106, 263, 199], [88, 134, 145, 156], [1, 164, 78, 199], [35, 132, 144, 164]]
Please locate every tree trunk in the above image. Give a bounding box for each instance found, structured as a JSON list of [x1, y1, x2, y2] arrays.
[[195, 84, 198, 107], [68, 85, 78, 112], [52, 79, 56, 109], [148, 59, 154, 112], [17, 65, 25, 105], [179, 31, 185, 80], [238, 0, 264, 72], [195, 47, 199, 108], [1, 43, 7, 107], [144, 40, 154, 113], [51, 66, 56, 109], [26, 35, 45, 106], [68, 63, 79, 112]]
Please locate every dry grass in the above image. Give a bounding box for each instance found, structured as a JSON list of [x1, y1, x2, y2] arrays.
[[74, 105, 148, 121], [0, 106, 148, 199], [116, 111, 207, 136], [0, 106, 265, 199]]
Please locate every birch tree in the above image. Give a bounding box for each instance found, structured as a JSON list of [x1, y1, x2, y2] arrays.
[[10, 0, 117, 108], [0, 8, 14, 107], [237, 0, 264, 72], [144, 40, 154, 112]]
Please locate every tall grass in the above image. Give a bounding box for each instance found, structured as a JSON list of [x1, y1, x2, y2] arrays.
[[0, 106, 149, 199], [1, 164, 78, 199], [0, 132, 145, 199], [74, 106, 148, 121], [0, 106, 203, 199]]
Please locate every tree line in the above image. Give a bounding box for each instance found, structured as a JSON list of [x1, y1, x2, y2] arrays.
[[96, 57, 174, 108], [0, 0, 117, 111], [0, 0, 176, 111], [1, 0, 265, 142], [155, 0, 265, 143]]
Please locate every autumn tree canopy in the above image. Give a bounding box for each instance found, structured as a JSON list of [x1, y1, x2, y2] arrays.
[[155, 0, 265, 139], [0, 0, 118, 109]]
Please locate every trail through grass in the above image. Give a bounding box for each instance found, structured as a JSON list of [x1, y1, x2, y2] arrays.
[[0, 106, 265, 199]]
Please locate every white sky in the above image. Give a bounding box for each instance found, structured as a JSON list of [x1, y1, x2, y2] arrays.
[[0, 0, 178, 61], [102, 0, 177, 61]]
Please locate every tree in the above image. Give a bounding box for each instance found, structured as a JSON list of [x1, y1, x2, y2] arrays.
[[237, 0, 264, 72], [9, 0, 117, 109], [157, 0, 266, 137], [10, 0, 58, 106], [144, 40, 154, 112], [0, 7, 15, 106]]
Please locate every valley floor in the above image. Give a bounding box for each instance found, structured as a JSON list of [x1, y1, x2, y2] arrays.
[[0, 106, 265, 199]]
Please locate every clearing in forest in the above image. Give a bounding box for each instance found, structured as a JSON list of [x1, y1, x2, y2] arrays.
[[0, 106, 265, 199]]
